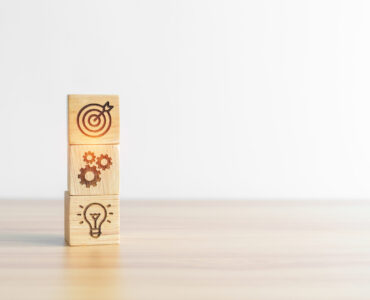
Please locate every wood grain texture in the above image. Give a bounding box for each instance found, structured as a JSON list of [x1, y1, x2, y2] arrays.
[[68, 94, 119, 145], [2, 199, 370, 300], [65, 193, 120, 246], [68, 145, 119, 195]]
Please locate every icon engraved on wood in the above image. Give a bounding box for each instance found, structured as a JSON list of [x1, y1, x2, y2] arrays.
[[78, 151, 113, 188], [65, 193, 120, 245], [77, 101, 114, 138], [77, 203, 114, 238]]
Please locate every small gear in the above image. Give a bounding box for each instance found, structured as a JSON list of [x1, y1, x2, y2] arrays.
[[96, 154, 112, 170], [78, 165, 101, 188], [83, 151, 96, 164]]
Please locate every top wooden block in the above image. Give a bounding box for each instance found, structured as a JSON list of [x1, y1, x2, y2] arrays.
[[68, 95, 120, 145]]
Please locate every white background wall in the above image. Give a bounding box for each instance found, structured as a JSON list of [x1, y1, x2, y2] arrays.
[[1, 0, 370, 200]]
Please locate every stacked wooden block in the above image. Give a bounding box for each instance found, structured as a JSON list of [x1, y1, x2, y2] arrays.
[[65, 95, 120, 246]]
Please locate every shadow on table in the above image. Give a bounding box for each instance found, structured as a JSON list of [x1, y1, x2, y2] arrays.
[[0, 233, 65, 246], [62, 244, 122, 300]]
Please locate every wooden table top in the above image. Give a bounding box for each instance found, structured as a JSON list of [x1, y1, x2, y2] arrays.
[[1, 199, 370, 300]]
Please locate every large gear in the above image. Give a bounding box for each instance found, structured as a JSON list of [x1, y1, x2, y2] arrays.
[[96, 154, 112, 170], [78, 165, 101, 188], [83, 151, 96, 164]]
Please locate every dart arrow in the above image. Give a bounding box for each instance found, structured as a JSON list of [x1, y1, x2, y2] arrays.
[[103, 101, 114, 112], [93, 102, 114, 121]]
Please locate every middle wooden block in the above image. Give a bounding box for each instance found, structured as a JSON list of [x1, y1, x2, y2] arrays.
[[69, 144, 120, 196]]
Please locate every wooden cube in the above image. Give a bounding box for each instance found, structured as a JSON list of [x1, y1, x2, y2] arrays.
[[68, 144, 119, 196], [68, 95, 120, 145], [65, 192, 120, 246]]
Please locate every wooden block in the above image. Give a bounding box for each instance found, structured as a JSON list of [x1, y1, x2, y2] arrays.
[[64, 191, 70, 243], [68, 94, 120, 145], [65, 193, 120, 246], [68, 144, 119, 196]]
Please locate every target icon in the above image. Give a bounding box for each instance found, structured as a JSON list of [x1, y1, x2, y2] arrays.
[[77, 101, 114, 138]]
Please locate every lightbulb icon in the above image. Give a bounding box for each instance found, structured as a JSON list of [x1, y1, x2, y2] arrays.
[[77, 203, 114, 238]]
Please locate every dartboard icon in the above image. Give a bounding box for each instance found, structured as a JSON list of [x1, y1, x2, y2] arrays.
[[77, 101, 114, 137]]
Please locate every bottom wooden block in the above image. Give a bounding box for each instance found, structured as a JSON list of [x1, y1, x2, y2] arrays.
[[65, 192, 120, 246]]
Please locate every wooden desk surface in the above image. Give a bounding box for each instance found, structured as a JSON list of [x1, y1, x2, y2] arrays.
[[1, 200, 370, 300]]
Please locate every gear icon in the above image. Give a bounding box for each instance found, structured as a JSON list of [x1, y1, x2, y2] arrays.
[[96, 154, 112, 170], [83, 151, 96, 164], [78, 165, 101, 188]]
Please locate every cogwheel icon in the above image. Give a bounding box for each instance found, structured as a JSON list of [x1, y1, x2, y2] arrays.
[[83, 151, 96, 164], [96, 154, 113, 170], [78, 165, 101, 188]]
